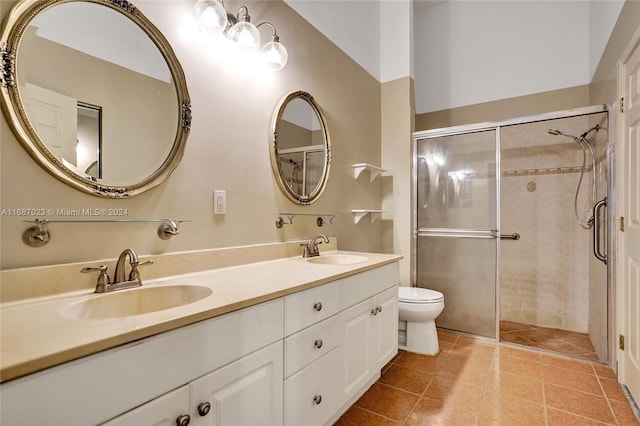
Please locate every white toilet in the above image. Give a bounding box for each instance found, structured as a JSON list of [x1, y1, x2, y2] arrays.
[[398, 286, 445, 355]]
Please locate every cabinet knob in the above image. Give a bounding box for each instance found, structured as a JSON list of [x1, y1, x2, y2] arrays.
[[176, 414, 191, 426], [314, 339, 323, 349], [313, 302, 323, 312], [370, 308, 378, 316], [313, 394, 322, 405], [197, 402, 211, 417], [377, 305, 383, 313]]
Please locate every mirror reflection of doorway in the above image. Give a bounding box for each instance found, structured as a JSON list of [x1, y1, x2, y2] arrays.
[[77, 102, 101, 180]]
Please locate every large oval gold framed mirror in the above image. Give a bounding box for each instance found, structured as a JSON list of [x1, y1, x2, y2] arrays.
[[270, 91, 331, 205], [0, 0, 191, 197]]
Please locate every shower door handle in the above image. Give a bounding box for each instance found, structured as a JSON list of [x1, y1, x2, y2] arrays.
[[500, 233, 520, 240], [593, 197, 607, 264]]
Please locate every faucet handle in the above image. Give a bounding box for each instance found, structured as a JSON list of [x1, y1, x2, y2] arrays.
[[81, 265, 111, 290], [300, 243, 311, 258], [129, 260, 153, 281]]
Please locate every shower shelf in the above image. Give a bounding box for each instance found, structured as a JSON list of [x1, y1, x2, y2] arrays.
[[352, 163, 386, 182], [21, 218, 190, 247], [275, 213, 337, 228], [351, 209, 383, 224]]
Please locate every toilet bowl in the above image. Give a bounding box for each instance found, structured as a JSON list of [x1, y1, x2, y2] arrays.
[[398, 287, 444, 355]]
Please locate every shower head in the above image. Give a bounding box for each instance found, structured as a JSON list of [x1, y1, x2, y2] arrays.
[[548, 124, 599, 144], [548, 128, 581, 143]]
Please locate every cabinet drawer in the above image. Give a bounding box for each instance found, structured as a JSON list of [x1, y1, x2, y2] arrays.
[[284, 349, 339, 426], [284, 281, 339, 336], [284, 315, 338, 378], [340, 263, 399, 310]]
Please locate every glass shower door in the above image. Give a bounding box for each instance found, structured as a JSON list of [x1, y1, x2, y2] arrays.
[[414, 129, 499, 338]]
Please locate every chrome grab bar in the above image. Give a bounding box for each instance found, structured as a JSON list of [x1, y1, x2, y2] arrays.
[[593, 197, 607, 264], [500, 233, 520, 240]]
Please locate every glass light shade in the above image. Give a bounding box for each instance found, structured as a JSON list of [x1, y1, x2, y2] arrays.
[[227, 21, 261, 51], [262, 40, 288, 70], [194, 0, 227, 34]]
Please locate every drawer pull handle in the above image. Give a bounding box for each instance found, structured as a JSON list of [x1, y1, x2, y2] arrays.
[[176, 414, 191, 426], [314, 302, 323, 312], [197, 402, 211, 417], [314, 339, 323, 349], [313, 394, 322, 405]]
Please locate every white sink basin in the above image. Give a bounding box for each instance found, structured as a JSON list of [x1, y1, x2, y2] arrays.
[[61, 285, 213, 320], [306, 254, 368, 265]]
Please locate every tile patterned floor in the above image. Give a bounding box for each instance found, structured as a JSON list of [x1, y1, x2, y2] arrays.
[[500, 320, 600, 360], [334, 330, 640, 426]]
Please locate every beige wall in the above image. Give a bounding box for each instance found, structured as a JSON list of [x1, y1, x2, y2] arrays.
[[381, 77, 414, 286], [0, 0, 383, 270], [415, 84, 591, 132]]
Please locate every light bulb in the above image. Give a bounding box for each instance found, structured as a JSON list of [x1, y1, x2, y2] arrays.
[[228, 19, 260, 51], [194, 0, 227, 35], [262, 40, 288, 70]]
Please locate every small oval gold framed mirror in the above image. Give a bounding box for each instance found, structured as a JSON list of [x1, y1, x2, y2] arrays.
[[0, 0, 191, 197], [270, 91, 331, 205]]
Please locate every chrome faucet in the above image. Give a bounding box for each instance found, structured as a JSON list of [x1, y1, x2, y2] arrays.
[[301, 234, 330, 258], [82, 248, 153, 293]]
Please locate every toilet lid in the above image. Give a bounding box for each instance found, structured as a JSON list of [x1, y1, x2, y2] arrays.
[[399, 287, 444, 303]]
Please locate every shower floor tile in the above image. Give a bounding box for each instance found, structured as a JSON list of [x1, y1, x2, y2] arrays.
[[499, 320, 600, 360], [334, 330, 640, 426]]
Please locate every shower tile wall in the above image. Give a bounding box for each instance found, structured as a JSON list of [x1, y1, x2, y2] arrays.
[[500, 117, 595, 333]]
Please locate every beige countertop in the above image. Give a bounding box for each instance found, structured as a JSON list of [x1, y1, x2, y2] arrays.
[[0, 250, 401, 383]]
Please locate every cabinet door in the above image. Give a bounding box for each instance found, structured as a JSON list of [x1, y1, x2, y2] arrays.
[[338, 298, 373, 403], [284, 349, 339, 426], [190, 341, 283, 426], [101, 386, 190, 426], [373, 286, 399, 369]]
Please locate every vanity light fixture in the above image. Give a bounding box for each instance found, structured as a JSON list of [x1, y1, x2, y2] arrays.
[[193, 0, 228, 35], [193, 0, 288, 70]]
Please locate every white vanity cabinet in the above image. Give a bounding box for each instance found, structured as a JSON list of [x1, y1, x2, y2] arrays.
[[0, 299, 284, 426], [105, 341, 283, 426], [337, 266, 399, 408], [0, 260, 400, 426]]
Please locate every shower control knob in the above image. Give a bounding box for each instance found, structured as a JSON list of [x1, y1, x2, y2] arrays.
[[313, 302, 323, 312]]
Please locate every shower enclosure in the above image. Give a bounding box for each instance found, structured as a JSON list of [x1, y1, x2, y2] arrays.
[[412, 105, 611, 362]]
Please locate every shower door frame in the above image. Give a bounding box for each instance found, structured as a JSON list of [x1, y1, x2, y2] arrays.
[[412, 104, 613, 361]]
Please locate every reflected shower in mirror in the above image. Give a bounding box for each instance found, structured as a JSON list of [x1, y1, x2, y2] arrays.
[[270, 91, 330, 205]]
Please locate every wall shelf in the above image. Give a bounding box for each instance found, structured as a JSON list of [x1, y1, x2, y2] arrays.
[[352, 163, 386, 182], [351, 209, 383, 224]]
